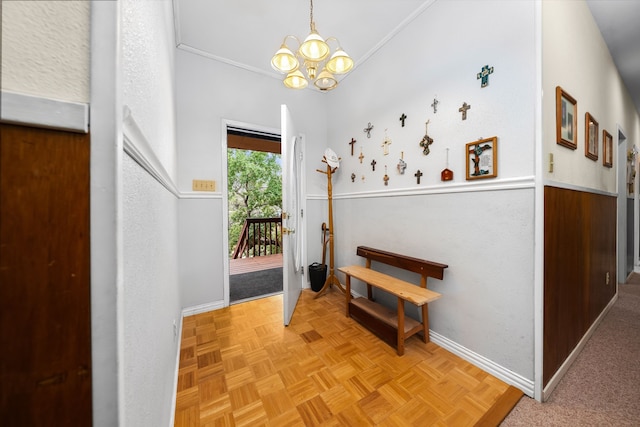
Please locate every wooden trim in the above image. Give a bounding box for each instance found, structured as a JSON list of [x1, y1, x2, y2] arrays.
[[0, 91, 89, 133], [474, 386, 524, 427], [357, 246, 448, 279]]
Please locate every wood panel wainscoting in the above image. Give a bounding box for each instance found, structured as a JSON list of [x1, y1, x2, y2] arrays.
[[0, 124, 92, 425], [174, 289, 523, 426], [543, 186, 616, 386]]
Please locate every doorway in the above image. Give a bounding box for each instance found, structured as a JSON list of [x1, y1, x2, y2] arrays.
[[225, 125, 283, 304]]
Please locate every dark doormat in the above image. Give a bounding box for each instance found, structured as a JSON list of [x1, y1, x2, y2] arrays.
[[230, 267, 283, 302]]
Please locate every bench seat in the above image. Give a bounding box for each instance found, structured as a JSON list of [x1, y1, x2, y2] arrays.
[[339, 247, 447, 355]]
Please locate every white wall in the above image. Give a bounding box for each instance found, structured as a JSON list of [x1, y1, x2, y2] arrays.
[[1, 1, 90, 103], [325, 0, 538, 389], [175, 0, 538, 394], [121, 0, 182, 425], [175, 49, 329, 307], [543, 0, 640, 192]]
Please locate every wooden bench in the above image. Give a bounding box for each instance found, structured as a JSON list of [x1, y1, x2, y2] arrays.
[[338, 246, 448, 355]]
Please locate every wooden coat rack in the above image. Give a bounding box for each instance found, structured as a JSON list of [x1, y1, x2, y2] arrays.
[[315, 157, 344, 298]]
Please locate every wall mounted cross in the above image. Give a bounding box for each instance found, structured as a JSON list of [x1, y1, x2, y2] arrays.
[[358, 148, 364, 164], [414, 169, 423, 184], [371, 159, 377, 171], [351, 173, 356, 182], [399, 113, 407, 127], [459, 102, 471, 120], [431, 97, 439, 114], [477, 65, 494, 88], [382, 129, 392, 155], [383, 166, 389, 186], [349, 138, 356, 156], [363, 122, 374, 138]]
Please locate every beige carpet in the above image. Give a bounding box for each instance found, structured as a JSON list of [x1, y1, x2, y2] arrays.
[[502, 282, 640, 426]]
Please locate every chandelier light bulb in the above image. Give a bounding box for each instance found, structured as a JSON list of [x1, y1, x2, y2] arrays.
[[284, 70, 308, 89], [271, 44, 299, 73]]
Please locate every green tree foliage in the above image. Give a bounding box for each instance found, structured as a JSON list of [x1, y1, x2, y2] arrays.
[[227, 149, 282, 256]]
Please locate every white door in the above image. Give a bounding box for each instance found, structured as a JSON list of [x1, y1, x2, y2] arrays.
[[281, 105, 304, 325]]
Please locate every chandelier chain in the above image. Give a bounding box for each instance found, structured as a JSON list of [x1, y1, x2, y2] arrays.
[[309, 0, 314, 31]]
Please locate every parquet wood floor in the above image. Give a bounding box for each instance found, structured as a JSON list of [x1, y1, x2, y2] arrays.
[[174, 289, 521, 426]]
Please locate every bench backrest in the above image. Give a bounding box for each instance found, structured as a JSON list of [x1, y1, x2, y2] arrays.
[[357, 246, 448, 284]]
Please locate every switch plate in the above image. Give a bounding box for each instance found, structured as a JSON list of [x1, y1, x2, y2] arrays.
[[192, 179, 216, 192]]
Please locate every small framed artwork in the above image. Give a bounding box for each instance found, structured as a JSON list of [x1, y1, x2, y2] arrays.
[[603, 130, 613, 168], [556, 86, 577, 150], [466, 136, 497, 180], [585, 112, 599, 161]]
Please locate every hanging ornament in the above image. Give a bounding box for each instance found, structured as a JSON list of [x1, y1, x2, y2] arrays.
[[419, 120, 434, 155], [441, 148, 454, 181], [397, 151, 407, 174]]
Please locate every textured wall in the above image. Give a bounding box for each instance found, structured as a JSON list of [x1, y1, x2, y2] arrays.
[[1, 1, 89, 102], [120, 0, 181, 426]]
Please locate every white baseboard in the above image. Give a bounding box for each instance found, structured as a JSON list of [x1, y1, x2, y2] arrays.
[[542, 292, 618, 401], [349, 289, 534, 396], [182, 300, 225, 317], [430, 331, 534, 397], [168, 315, 183, 427]]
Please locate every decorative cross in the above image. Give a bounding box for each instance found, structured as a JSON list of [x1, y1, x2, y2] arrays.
[[459, 102, 471, 120], [358, 147, 364, 164], [419, 120, 434, 155], [382, 129, 392, 155], [349, 138, 356, 156], [363, 122, 374, 138], [431, 97, 439, 114], [399, 113, 407, 127], [414, 169, 423, 184], [397, 151, 407, 174], [371, 159, 377, 171], [351, 173, 356, 182], [468, 143, 492, 176], [477, 65, 494, 88], [383, 166, 389, 186], [362, 175, 365, 183]]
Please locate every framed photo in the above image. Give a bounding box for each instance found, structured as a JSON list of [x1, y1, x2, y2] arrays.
[[556, 86, 577, 150], [466, 136, 497, 180], [603, 130, 613, 168], [585, 112, 598, 161]]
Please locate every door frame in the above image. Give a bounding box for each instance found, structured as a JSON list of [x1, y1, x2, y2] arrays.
[[221, 118, 285, 307]]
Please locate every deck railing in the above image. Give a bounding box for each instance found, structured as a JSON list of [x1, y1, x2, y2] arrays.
[[232, 217, 282, 259]]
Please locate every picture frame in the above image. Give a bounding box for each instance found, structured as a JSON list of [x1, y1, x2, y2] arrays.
[[556, 86, 577, 150], [603, 129, 613, 168], [466, 136, 497, 180], [584, 112, 598, 161]]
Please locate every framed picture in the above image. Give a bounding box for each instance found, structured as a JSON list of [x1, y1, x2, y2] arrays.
[[603, 130, 613, 168], [466, 136, 497, 180], [556, 86, 577, 150], [585, 112, 599, 160]]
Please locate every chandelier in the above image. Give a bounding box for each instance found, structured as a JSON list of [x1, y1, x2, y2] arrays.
[[270, 0, 354, 91]]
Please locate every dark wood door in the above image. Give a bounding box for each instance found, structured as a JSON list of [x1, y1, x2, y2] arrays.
[[0, 124, 92, 425]]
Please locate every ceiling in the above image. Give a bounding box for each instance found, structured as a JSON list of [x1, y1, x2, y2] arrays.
[[174, 0, 640, 113]]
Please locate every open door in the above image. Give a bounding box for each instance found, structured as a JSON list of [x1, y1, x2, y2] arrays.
[[281, 105, 304, 325]]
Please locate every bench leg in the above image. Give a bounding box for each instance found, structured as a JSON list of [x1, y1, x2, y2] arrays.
[[421, 305, 429, 343], [345, 275, 351, 318], [397, 298, 405, 356]]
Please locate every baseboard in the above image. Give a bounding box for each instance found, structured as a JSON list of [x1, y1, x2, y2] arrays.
[[430, 330, 535, 397], [182, 300, 225, 317], [542, 292, 618, 401], [168, 315, 183, 427], [349, 288, 535, 396]]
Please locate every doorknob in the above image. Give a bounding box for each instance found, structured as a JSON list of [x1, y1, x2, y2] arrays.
[[282, 227, 295, 235]]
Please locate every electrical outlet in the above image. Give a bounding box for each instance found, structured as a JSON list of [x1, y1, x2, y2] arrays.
[[549, 153, 554, 173], [192, 179, 216, 192]]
